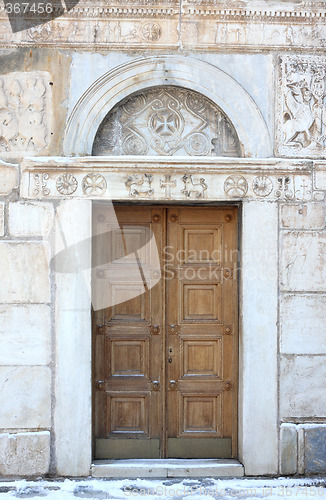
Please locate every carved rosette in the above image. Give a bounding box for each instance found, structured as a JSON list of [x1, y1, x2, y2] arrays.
[[82, 174, 107, 196], [56, 174, 78, 195], [224, 175, 248, 198], [252, 176, 273, 197], [142, 23, 161, 41]]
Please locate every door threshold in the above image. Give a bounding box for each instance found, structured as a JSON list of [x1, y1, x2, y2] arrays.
[[92, 459, 244, 478]]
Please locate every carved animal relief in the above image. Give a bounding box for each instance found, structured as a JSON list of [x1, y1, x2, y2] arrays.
[[277, 56, 326, 158], [93, 86, 241, 157], [125, 173, 154, 197], [181, 174, 207, 198], [0, 71, 52, 156]]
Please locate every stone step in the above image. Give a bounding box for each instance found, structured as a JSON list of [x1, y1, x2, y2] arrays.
[[92, 459, 245, 478]]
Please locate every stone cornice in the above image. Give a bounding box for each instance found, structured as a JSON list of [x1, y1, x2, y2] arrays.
[[21, 156, 320, 202], [1, 2, 326, 20], [1, 1, 326, 50]]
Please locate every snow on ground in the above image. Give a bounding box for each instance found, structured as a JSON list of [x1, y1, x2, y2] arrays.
[[0, 477, 325, 500]]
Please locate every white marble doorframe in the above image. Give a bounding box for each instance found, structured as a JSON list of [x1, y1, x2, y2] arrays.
[[52, 194, 279, 476]]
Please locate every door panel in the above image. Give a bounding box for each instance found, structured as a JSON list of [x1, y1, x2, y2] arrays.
[[93, 206, 164, 459], [93, 204, 238, 459]]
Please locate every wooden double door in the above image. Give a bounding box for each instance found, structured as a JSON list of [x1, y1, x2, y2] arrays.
[[93, 205, 238, 459]]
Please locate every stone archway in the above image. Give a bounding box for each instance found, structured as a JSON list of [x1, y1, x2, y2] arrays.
[[64, 55, 272, 158]]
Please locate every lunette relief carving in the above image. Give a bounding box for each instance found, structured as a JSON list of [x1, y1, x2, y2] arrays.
[[0, 72, 51, 155], [93, 87, 241, 157], [277, 56, 326, 158]]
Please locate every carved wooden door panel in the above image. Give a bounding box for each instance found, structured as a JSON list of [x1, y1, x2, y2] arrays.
[[93, 205, 238, 459], [165, 207, 238, 458], [93, 205, 164, 459]]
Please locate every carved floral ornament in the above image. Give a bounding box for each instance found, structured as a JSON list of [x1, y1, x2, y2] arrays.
[[93, 87, 241, 158], [26, 167, 317, 204]]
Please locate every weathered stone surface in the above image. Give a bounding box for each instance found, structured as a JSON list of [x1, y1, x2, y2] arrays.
[[240, 202, 278, 475], [0, 242, 50, 303], [280, 356, 326, 418], [276, 56, 326, 159], [280, 294, 326, 355], [280, 232, 326, 292], [280, 203, 325, 230], [314, 163, 326, 191], [304, 426, 326, 474], [93, 86, 241, 157], [0, 304, 51, 365], [0, 202, 4, 236], [54, 200, 92, 476], [0, 366, 51, 428], [0, 159, 18, 195], [280, 424, 298, 475], [0, 431, 50, 476], [9, 201, 54, 237], [0, 72, 52, 159]]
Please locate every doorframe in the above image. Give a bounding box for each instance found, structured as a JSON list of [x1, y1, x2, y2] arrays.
[[53, 197, 279, 476]]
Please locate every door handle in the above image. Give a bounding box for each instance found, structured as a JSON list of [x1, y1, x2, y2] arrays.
[[96, 380, 105, 391], [152, 380, 160, 391], [151, 325, 160, 335], [169, 324, 178, 334], [169, 380, 177, 390]]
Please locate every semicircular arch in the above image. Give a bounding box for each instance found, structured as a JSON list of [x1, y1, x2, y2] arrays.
[[64, 55, 272, 158]]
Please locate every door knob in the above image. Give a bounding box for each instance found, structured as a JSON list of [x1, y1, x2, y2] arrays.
[[152, 381, 160, 391], [96, 380, 105, 391], [169, 324, 178, 334], [169, 380, 177, 390]]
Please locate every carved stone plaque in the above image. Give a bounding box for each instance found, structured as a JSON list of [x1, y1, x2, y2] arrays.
[[277, 56, 326, 158], [0, 71, 52, 157], [93, 86, 241, 157]]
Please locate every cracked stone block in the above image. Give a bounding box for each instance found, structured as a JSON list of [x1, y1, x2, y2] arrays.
[[0, 431, 50, 476], [280, 294, 326, 354], [0, 242, 50, 303], [0, 366, 51, 428], [280, 356, 326, 418], [9, 201, 54, 237], [280, 203, 325, 230], [305, 427, 326, 474], [280, 232, 326, 292], [0, 202, 4, 236], [280, 424, 297, 475], [0, 305, 51, 365]]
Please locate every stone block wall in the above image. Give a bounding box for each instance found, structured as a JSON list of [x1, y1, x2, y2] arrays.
[[279, 194, 326, 475], [0, 186, 54, 475]]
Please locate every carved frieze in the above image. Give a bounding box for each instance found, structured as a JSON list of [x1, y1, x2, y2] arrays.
[[93, 87, 241, 157], [277, 56, 326, 158], [0, 71, 52, 158], [21, 157, 315, 203], [1, 2, 326, 50]]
